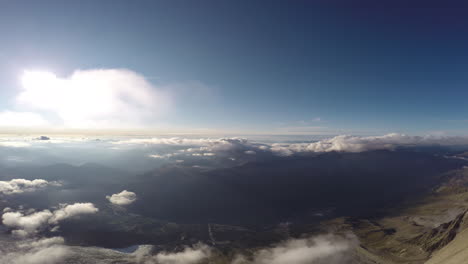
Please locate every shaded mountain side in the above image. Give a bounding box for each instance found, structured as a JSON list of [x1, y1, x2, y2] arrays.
[[411, 211, 467, 253], [326, 166, 468, 264], [130, 150, 467, 225]]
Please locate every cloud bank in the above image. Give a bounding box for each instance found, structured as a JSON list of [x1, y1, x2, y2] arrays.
[[2, 203, 98, 236], [0, 179, 60, 195], [0, 236, 70, 264], [269, 133, 468, 155], [106, 190, 137, 206], [2, 133, 468, 172], [133, 243, 212, 264], [116, 134, 468, 159], [233, 234, 357, 264]]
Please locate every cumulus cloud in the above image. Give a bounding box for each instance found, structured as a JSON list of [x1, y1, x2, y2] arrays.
[[2, 203, 98, 236], [133, 243, 211, 264], [106, 190, 137, 206], [49, 203, 99, 224], [233, 234, 357, 264], [0, 179, 60, 195], [0, 236, 70, 264], [2, 210, 53, 236], [15, 69, 171, 129]]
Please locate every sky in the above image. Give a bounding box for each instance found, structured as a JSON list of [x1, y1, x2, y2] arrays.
[[1, 0, 468, 135]]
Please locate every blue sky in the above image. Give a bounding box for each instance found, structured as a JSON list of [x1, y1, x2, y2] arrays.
[[1, 1, 468, 135]]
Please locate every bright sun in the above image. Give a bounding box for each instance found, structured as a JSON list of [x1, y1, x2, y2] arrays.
[[15, 68, 167, 129]]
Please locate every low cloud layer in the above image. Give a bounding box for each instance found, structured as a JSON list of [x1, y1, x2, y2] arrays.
[[0, 179, 60, 195], [133, 243, 212, 264], [0, 236, 70, 264], [117, 137, 264, 157], [2, 133, 468, 173], [233, 234, 358, 264], [2, 203, 98, 236], [117, 133, 468, 158], [106, 190, 137, 206]]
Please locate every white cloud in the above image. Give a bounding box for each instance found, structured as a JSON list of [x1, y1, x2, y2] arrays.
[[0, 111, 49, 128], [0, 236, 70, 264], [113, 137, 230, 146], [115, 134, 468, 159], [233, 234, 357, 264], [155, 245, 211, 264], [0, 179, 60, 195], [106, 190, 137, 206], [2, 203, 98, 236], [2, 210, 53, 235], [133, 243, 211, 264], [269, 133, 468, 155], [148, 153, 177, 159], [49, 203, 99, 224], [15, 69, 171, 129], [115, 137, 262, 156], [0, 141, 31, 147]]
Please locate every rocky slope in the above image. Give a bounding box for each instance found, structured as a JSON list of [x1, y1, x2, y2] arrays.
[[340, 166, 468, 264]]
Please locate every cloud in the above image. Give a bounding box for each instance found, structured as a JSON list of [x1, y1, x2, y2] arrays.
[[0, 236, 70, 264], [0, 141, 32, 147], [115, 137, 264, 156], [269, 133, 468, 155], [133, 243, 212, 264], [4, 134, 468, 171], [2, 203, 99, 236], [148, 153, 177, 159], [0, 111, 49, 128], [15, 69, 171, 129], [0, 179, 60, 195], [2, 210, 53, 236], [49, 203, 99, 224], [106, 190, 137, 206], [114, 134, 468, 160], [114, 137, 235, 146], [233, 234, 357, 264]]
